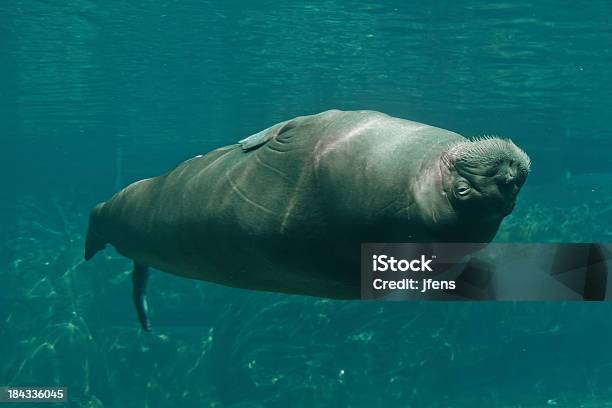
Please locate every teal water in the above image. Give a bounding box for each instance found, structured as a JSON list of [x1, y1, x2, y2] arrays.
[[1, 1, 612, 406]]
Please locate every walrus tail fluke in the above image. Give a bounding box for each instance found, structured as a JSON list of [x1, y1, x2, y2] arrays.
[[84, 203, 107, 261]]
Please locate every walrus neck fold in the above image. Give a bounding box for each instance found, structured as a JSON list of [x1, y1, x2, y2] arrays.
[[409, 151, 458, 235]]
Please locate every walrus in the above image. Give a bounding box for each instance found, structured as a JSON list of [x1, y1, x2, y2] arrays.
[[85, 110, 530, 330]]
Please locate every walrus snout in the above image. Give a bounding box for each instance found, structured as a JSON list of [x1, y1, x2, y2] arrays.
[[495, 160, 527, 204], [498, 179, 520, 200], [499, 160, 527, 185]]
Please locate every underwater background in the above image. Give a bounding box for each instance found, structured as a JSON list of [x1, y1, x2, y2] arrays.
[[1, 0, 612, 406]]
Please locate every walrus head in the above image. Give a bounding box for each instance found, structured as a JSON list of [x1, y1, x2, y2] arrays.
[[441, 137, 530, 215], [415, 137, 530, 242]]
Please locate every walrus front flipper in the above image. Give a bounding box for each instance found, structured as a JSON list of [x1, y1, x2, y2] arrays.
[[132, 262, 152, 331]]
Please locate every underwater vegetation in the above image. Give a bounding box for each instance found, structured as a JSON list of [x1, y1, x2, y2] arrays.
[[496, 181, 612, 243], [1, 187, 612, 407]]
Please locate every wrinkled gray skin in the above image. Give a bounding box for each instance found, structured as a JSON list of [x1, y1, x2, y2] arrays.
[[85, 110, 529, 329]]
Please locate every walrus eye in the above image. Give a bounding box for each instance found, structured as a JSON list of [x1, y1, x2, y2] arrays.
[[455, 182, 471, 197]]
